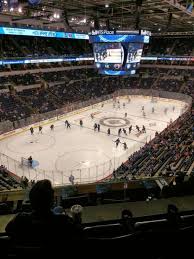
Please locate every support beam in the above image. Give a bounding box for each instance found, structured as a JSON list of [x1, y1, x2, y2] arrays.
[[163, 0, 194, 16]]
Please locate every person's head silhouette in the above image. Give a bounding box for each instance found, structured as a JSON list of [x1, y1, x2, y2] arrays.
[[29, 180, 54, 214]]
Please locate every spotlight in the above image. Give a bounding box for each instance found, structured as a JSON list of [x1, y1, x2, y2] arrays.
[[18, 7, 22, 13]]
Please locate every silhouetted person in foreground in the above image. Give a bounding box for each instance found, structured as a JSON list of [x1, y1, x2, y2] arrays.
[[166, 204, 182, 230], [6, 180, 83, 249]]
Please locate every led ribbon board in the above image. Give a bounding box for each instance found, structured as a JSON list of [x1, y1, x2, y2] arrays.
[[0, 56, 192, 66], [0, 27, 89, 40]]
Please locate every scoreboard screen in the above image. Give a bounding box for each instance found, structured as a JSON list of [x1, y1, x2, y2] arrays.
[[94, 43, 124, 64], [89, 30, 150, 76]]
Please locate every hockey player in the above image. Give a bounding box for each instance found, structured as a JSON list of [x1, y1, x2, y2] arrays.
[[129, 125, 132, 134], [123, 128, 127, 136], [65, 120, 68, 127], [124, 112, 127, 118], [118, 128, 122, 136], [142, 106, 144, 111], [94, 123, 97, 131], [136, 125, 140, 132], [164, 108, 168, 115], [152, 107, 155, 113], [142, 125, 146, 133], [143, 111, 146, 118], [67, 122, 71, 129], [50, 124, 54, 131], [69, 174, 75, 185], [80, 119, 83, 127], [30, 127, 34, 135], [123, 142, 128, 150], [107, 128, 110, 135], [28, 156, 33, 167], [97, 124, 100, 132], [101, 103, 104, 108], [91, 113, 94, 119], [118, 104, 120, 109], [39, 126, 43, 134], [123, 103, 126, 108], [114, 138, 120, 148]]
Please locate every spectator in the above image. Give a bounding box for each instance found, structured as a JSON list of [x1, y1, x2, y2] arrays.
[[6, 179, 83, 247], [121, 209, 135, 233]]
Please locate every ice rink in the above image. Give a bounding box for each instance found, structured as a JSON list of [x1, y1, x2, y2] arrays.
[[0, 96, 186, 185]]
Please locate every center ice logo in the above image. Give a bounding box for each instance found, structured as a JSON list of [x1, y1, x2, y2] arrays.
[[100, 117, 130, 127]]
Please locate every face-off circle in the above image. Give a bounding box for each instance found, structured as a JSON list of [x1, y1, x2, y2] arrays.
[[99, 117, 130, 128]]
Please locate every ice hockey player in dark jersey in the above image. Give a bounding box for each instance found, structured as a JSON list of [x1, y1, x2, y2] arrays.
[[142, 125, 146, 133], [67, 122, 71, 129], [128, 125, 132, 134], [94, 123, 97, 131], [80, 119, 83, 127], [30, 127, 34, 135], [123, 128, 127, 136], [114, 138, 120, 148], [123, 142, 128, 150], [39, 126, 43, 134]]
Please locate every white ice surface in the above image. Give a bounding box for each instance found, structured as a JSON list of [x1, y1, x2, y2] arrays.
[[0, 96, 185, 185]]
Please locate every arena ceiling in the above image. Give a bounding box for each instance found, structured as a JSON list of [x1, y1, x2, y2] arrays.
[[1, 0, 194, 33]]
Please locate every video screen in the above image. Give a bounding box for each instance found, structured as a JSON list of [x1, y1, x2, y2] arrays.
[[94, 43, 124, 64], [127, 43, 144, 63]]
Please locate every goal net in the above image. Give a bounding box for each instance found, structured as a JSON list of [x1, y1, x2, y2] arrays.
[[21, 157, 30, 167]]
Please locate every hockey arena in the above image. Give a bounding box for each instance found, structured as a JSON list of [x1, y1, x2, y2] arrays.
[[0, 93, 186, 185], [1, 0, 194, 253]]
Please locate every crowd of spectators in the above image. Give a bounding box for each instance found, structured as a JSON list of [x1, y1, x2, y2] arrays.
[[113, 110, 193, 181], [0, 165, 22, 191], [143, 36, 194, 56], [0, 67, 193, 122], [1, 35, 194, 59], [1, 179, 194, 255], [0, 35, 92, 58]]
